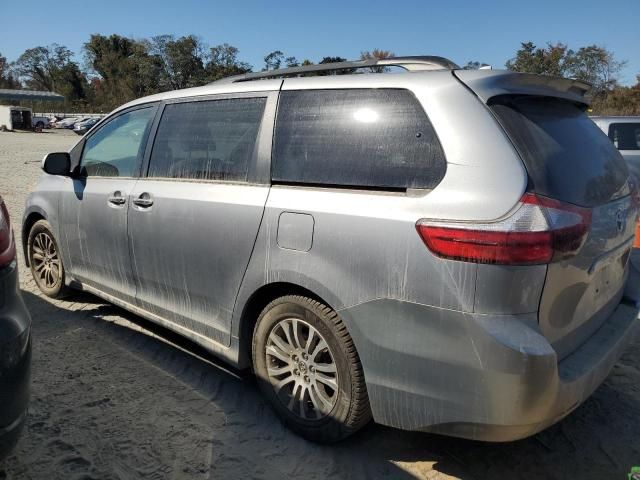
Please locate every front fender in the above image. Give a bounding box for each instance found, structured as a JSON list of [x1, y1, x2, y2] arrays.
[[22, 174, 64, 266]]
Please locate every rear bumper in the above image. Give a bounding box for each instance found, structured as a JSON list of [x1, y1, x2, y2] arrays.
[[0, 261, 32, 459], [339, 265, 640, 442], [428, 300, 639, 441]]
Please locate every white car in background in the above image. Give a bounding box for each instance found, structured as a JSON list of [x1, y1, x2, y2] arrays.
[[73, 117, 101, 135], [54, 117, 80, 129], [592, 116, 640, 178]]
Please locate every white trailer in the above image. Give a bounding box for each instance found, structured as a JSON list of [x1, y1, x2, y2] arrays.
[[0, 106, 33, 131]]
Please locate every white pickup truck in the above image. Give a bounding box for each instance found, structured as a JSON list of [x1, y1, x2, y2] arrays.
[[32, 115, 50, 130]]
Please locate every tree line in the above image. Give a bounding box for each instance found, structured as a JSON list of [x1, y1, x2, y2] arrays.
[[503, 42, 639, 115], [0, 35, 638, 115]]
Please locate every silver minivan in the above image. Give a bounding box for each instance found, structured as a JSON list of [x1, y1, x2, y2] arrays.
[[23, 57, 640, 443]]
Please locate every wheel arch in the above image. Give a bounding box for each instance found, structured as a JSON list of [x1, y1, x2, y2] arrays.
[[235, 281, 344, 369], [22, 209, 47, 267]]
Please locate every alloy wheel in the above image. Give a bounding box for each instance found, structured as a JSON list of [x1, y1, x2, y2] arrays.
[[31, 232, 61, 289], [265, 317, 339, 420]]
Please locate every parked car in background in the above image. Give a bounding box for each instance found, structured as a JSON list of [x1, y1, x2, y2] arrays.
[[0, 196, 31, 460], [54, 117, 80, 129], [47, 116, 63, 128], [73, 117, 100, 135], [24, 57, 640, 443], [592, 117, 640, 178]]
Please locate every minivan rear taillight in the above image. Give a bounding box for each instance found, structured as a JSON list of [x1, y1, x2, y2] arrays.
[[0, 197, 16, 268], [416, 193, 591, 265]]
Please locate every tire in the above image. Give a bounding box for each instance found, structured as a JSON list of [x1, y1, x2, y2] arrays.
[[252, 295, 371, 443], [27, 220, 70, 298]]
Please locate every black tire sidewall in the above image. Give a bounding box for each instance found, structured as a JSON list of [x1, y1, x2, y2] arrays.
[[28, 220, 65, 297], [253, 297, 354, 440]]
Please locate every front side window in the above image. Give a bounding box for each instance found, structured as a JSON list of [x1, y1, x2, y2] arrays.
[[148, 97, 267, 182], [81, 107, 155, 177], [609, 122, 640, 151], [272, 89, 446, 190]]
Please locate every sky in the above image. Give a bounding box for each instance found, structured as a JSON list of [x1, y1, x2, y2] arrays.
[[1, 0, 639, 84]]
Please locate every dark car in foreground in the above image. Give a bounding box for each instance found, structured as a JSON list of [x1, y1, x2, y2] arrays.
[[0, 196, 31, 460]]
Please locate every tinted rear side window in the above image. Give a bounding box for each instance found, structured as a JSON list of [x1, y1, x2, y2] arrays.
[[608, 122, 640, 151], [272, 89, 446, 190], [491, 97, 629, 207], [148, 97, 266, 181]]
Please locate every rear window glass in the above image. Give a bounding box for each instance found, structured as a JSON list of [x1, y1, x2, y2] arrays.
[[491, 97, 629, 207], [272, 89, 446, 190], [608, 122, 640, 151]]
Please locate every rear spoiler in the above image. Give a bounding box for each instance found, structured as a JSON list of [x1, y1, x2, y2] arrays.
[[454, 69, 592, 107]]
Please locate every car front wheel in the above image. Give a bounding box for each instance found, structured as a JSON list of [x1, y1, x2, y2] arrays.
[[27, 220, 69, 298]]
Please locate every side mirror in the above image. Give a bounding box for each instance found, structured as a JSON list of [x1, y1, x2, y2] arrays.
[[42, 152, 71, 176]]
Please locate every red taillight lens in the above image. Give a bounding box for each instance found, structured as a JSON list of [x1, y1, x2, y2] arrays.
[[416, 193, 591, 265], [418, 227, 554, 264], [0, 198, 16, 268]]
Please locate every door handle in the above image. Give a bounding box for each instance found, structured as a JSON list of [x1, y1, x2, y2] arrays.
[[108, 192, 126, 206], [133, 193, 154, 208]]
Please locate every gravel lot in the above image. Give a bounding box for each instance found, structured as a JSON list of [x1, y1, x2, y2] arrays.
[[0, 129, 639, 480]]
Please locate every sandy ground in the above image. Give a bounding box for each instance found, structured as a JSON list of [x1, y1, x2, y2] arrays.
[[0, 129, 638, 480]]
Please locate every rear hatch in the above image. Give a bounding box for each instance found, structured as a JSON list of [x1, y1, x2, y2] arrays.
[[455, 70, 637, 360]]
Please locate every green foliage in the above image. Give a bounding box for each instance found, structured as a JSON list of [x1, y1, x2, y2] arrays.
[[565, 45, 626, 95], [317, 56, 352, 75], [0, 52, 20, 89], [207, 43, 251, 81], [360, 49, 394, 61], [83, 35, 254, 109], [360, 49, 395, 73], [263, 51, 299, 71], [12, 44, 89, 106], [505, 42, 626, 97], [54, 62, 91, 110], [263, 50, 284, 70], [319, 56, 347, 64], [591, 75, 640, 115], [2, 37, 638, 115], [505, 42, 570, 76], [150, 35, 206, 89], [462, 61, 489, 70], [83, 34, 163, 110]]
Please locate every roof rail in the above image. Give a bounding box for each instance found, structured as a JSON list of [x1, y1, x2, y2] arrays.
[[213, 56, 460, 84]]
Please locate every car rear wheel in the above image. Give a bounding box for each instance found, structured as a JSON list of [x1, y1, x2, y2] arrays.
[[252, 295, 371, 443], [28, 220, 69, 298]]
